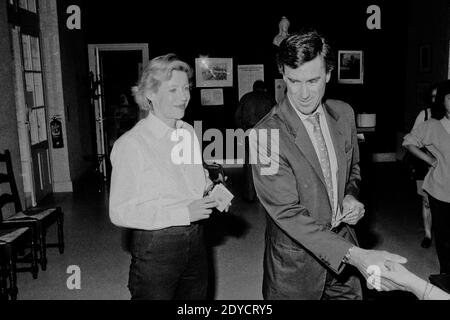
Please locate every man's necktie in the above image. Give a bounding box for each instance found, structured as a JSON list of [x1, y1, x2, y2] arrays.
[[307, 113, 335, 219]]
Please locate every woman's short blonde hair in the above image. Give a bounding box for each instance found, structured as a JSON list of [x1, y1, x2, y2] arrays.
[[132, 53, 193, 111]]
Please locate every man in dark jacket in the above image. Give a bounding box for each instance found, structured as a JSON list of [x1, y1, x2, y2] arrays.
[[250, 29, 407, 300]]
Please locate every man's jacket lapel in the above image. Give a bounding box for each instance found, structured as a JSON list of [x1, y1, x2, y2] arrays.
[[278, 98, 327, 189], [323, 101, 346, 205]]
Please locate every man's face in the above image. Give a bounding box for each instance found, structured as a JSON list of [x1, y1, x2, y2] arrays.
[[147, 70, 190, 125], [283, 55, 331, 115]]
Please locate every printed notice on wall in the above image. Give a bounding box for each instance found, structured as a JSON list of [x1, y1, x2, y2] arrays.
[[200, 89, 224, 106], [238, 65, 264, 100]]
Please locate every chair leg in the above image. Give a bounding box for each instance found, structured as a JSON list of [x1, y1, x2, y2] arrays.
[[29, 231, 39, 279], [57, 214, 65, 254], [6, 248, 18, 300], [40, 228, 47, 271], [0, 262, 8, 300]]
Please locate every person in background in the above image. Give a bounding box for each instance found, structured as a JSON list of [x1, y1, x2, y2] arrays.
[[403, 80, 450, 275], [235, 80, 275, 130], [411, 82, 439, 248], [109, 53, 219, 300], [234, 80, 276, 202]]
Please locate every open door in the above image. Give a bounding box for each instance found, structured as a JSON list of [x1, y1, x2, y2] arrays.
[[88, 43, 149, 181]]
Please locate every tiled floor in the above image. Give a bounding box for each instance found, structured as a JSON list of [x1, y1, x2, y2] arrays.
[[13, 162, 439, 300]]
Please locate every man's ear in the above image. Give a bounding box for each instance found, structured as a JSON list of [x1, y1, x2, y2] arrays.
[[326, 72, 331, 83], [145, 90, 154, 103]]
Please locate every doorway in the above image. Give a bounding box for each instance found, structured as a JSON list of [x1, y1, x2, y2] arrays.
[[101, 50, 142, 155], [88, 43, 149, 181]]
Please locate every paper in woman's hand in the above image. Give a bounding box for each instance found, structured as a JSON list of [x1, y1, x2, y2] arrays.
[[210, 184, 234, 212]]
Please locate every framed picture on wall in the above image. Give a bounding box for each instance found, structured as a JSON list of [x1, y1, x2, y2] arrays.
[[419, 44, 431, 73], [338, 50, 364, 84], [195, 57, 233, 88]]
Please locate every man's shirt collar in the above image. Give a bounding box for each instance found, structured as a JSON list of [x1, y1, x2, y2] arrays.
[[287, 95, 324, 122]]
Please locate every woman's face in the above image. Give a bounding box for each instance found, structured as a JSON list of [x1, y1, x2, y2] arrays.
[[147, 70, 190, 127]]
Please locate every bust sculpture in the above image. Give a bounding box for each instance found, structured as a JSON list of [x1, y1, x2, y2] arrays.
[[273, 16, 290, 47]]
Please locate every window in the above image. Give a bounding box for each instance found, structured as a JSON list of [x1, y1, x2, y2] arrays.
[[21, 34, 47, 144], [18, 0, 37, 13]]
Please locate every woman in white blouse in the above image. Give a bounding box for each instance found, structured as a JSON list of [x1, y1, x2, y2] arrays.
[[109, 54, 218, 300], [403, 80, 450, 276]]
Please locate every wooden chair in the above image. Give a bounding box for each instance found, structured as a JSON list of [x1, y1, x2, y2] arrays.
[[0, 227, 38, 300], [0, 150, 64, 271]]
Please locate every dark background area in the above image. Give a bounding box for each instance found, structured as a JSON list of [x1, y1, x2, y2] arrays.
[[64, 0, 448, 154]]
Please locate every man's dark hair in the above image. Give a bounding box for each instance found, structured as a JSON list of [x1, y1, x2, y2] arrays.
[[431, 79, 450, 120], [253, 80, 266, 91], [276, 28, 335, 74]]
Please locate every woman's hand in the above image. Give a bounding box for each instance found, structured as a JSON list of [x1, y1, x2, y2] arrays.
[[188, 197, 218, 223], [405, 145, 436, 168], [383, 261, 417, 291]]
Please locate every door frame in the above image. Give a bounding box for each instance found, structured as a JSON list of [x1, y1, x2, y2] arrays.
[[87, 43, 149, 179]]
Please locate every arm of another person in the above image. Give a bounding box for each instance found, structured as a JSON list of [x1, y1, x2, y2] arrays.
[[403, 122, 437, 167], [109, 137, 215, 230], [384, 261, 450, 300]]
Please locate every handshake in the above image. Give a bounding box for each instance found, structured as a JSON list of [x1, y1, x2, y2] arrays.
[[346, 247, 449, 299]]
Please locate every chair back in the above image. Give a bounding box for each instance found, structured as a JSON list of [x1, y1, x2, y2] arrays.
[[0, 150, 23, 221]]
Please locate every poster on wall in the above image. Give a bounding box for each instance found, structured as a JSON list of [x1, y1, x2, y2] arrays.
[[237, 65, 264, 100], [275, 79, 287, 104], [338, 50, 364, 84], [200, 89, 224, 106], [195, 58, 233, 88]]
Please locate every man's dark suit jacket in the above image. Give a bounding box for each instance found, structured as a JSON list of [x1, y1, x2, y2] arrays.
[[250, 97, 361, 299]]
